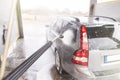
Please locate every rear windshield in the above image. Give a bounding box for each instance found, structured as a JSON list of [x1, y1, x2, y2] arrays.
[[87, 24, 120, 50]]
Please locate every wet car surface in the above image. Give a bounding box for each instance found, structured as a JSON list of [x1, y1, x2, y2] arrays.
[[47, 16, 120, 80]]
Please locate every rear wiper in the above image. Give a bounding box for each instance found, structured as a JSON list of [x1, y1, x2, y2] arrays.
[[110, 37, 120, 44], [95, 16, 117, 22]]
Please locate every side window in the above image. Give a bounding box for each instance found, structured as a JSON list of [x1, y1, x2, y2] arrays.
[[87, 24, 114, 38]]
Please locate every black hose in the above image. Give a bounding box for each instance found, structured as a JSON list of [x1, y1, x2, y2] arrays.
[[3, 41, 53, 80]]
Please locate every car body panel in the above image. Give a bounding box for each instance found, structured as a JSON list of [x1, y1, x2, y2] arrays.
[[87, 23, 120, 72]]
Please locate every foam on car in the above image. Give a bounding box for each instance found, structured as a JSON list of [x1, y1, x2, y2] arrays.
[[62, 29, 74, 46]]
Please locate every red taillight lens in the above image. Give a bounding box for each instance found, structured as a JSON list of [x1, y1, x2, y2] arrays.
[[72, 25, 88, 66], [81, 25, 87, 33], [72, 49, 88, 66], [80, 25, 88, 50]]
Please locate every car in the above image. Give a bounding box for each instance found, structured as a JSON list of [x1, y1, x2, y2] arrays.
[[47, 16, 120, 80]]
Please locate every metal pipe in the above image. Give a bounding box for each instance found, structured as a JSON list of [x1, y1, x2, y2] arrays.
[[16, 0, 24, 38]]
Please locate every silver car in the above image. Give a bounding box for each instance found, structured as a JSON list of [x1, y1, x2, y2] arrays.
[[47, 16, 120, 80]]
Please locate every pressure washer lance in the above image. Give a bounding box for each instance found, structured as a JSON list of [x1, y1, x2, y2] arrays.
[[3, 30, 63, 80]]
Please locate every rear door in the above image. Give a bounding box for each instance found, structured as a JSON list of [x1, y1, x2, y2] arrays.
[[87, 24, 120, 72]]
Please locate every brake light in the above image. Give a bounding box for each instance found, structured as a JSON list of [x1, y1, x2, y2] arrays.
[[80, 25, 88, 50], [71, 25, 88, 66]]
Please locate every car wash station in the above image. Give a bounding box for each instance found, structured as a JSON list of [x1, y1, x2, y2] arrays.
[[0, 0, 120, 80]]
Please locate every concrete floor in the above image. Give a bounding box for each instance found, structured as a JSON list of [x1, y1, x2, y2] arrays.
[[4, 21, 75, 80]]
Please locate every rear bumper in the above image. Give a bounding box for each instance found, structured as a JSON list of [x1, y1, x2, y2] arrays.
[[73, 65, 120, 80], [74, 70, 120, 80], [95, 73, 120, 80]]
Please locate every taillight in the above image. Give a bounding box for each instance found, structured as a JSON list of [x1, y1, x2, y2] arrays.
[[71, 25, 88, 66]]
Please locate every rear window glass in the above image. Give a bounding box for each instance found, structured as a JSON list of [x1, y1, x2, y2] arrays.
[[87, 24, 120, 50]]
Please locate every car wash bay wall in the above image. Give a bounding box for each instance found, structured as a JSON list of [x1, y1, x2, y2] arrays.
[[94, 0, 120, 20], [0, 0, 20, 54]]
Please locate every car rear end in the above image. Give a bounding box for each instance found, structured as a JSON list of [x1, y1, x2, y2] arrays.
[[87, 23, 120, 79], [71, 22, 120, 79]]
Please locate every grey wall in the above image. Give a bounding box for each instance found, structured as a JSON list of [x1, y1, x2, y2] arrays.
[[94, 0, 120, 20], [0, 0, 12, 24]]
